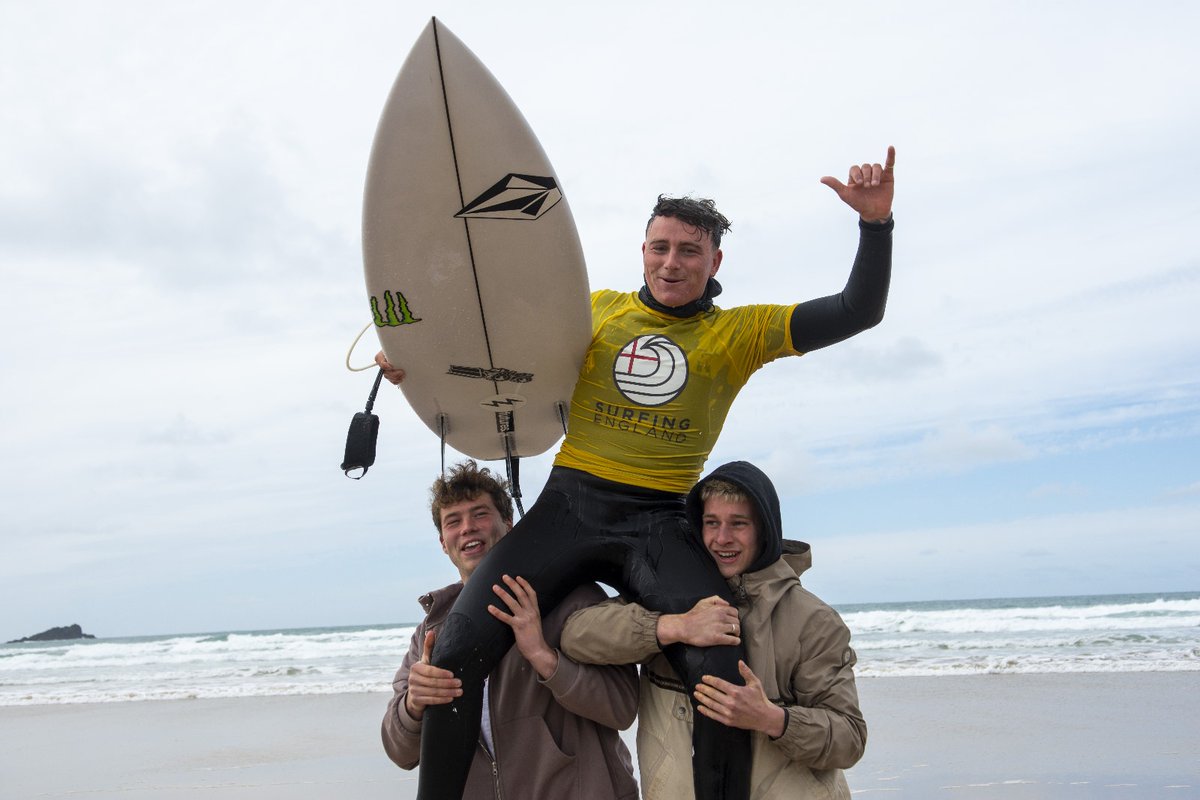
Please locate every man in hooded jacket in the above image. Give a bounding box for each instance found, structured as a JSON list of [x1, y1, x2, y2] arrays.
[[560, 461, 867, 799]]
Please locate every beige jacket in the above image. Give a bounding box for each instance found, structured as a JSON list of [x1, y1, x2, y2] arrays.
[[561, 545, 865, 800], [382, 581, 639, 800]]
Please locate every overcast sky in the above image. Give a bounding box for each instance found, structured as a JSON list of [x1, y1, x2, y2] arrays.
[[2, 1, 1197, 640]]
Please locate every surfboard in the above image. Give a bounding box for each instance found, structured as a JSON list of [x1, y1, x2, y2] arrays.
[[361, 18, 591, 462]]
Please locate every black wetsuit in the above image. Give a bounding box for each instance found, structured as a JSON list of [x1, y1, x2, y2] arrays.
[[416, 218, 892, 800]]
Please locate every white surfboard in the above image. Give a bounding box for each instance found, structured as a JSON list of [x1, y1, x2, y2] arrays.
[[362, 18, 591, 462]]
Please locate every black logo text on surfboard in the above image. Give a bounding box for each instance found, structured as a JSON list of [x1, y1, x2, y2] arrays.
[[372, 290, 422, 327], [456, 174, 561, 220], [448, 366, 534, 383], [481, 395, 526, 410]]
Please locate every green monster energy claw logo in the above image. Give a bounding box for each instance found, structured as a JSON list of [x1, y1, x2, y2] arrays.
[[371, 290, 422, 327]]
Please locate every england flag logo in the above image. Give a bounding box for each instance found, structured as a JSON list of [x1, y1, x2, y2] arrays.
[[613, 334, 689, 406]]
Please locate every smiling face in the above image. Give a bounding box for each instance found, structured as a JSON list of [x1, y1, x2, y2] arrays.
[[438, 493, 511, 582], [701, 495, 760, 580], [642, 215, 723, 308]]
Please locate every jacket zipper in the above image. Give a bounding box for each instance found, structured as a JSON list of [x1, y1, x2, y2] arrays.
[[490, 756, 502, 800], [733, 574, 749, 605], [486, 679, 503, 800]]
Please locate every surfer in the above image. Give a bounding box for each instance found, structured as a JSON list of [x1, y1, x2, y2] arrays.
[[381, 461, 638, 798], [377, 146, 895, 800], [559, 460, 868, 800]]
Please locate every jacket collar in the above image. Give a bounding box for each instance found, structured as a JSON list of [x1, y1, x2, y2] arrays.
[[419, 582, 463, 616], [727, 539, 811, 606]]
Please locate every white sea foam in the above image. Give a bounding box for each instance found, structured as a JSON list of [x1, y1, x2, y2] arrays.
[[843, 593, 1200, 677], [3, 593, 1197, 705], [842, 596, 1200, 635], [0, 625, 415, 706]]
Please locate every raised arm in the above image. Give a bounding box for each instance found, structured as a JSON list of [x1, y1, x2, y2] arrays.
[[790, 146, 896, 353]]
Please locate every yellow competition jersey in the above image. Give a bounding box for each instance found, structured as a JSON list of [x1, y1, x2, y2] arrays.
[[553, 290, 799, 493]]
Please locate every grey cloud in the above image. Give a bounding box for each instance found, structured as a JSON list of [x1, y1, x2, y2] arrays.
[[0, 130, 352, 292]]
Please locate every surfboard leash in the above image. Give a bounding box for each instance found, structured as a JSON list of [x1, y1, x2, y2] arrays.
[[344, 322, 379, 372], [503, 439, 525, 519], [340, 367, 385, 479]]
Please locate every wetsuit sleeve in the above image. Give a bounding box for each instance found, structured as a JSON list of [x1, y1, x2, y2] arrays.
[[789, 217, 892, 354], [381, 621, 429, 770], [560, 598, 663, 665], [539, 585, 642, 730], [772, 607, 867, 770]]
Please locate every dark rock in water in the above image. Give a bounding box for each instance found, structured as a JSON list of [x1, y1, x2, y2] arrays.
[[7, 624, 96, 644]]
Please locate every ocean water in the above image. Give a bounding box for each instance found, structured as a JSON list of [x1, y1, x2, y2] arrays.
[[840, 591, 1200, 677], [1, 591, 1196, 706]]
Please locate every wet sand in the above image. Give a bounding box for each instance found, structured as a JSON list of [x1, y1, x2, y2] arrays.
[[0, 673, 1196, 798], [847, 672, 1199, 798]]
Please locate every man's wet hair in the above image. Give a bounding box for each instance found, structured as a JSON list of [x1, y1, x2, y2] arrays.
[[647, 195, 732, 249], [430, 460, 514, 531]]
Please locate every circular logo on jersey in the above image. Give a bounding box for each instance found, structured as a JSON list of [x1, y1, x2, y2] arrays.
[[612, 334, 689, 406]]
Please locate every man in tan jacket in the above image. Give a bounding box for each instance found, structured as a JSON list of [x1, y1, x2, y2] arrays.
[[381, 461, 638, 799], [561, 460, 866, 799]]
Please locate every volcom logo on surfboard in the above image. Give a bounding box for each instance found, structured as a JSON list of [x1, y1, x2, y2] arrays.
[[613, 334, 689, 407], [456, 174, 561, 220]]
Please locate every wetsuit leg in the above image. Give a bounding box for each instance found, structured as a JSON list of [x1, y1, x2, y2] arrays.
[[624, 506, 752, 800], [415, 481, 628, 800]]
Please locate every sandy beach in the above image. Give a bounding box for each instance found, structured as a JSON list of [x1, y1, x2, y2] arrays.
[[1, 673, 1196, 799]]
